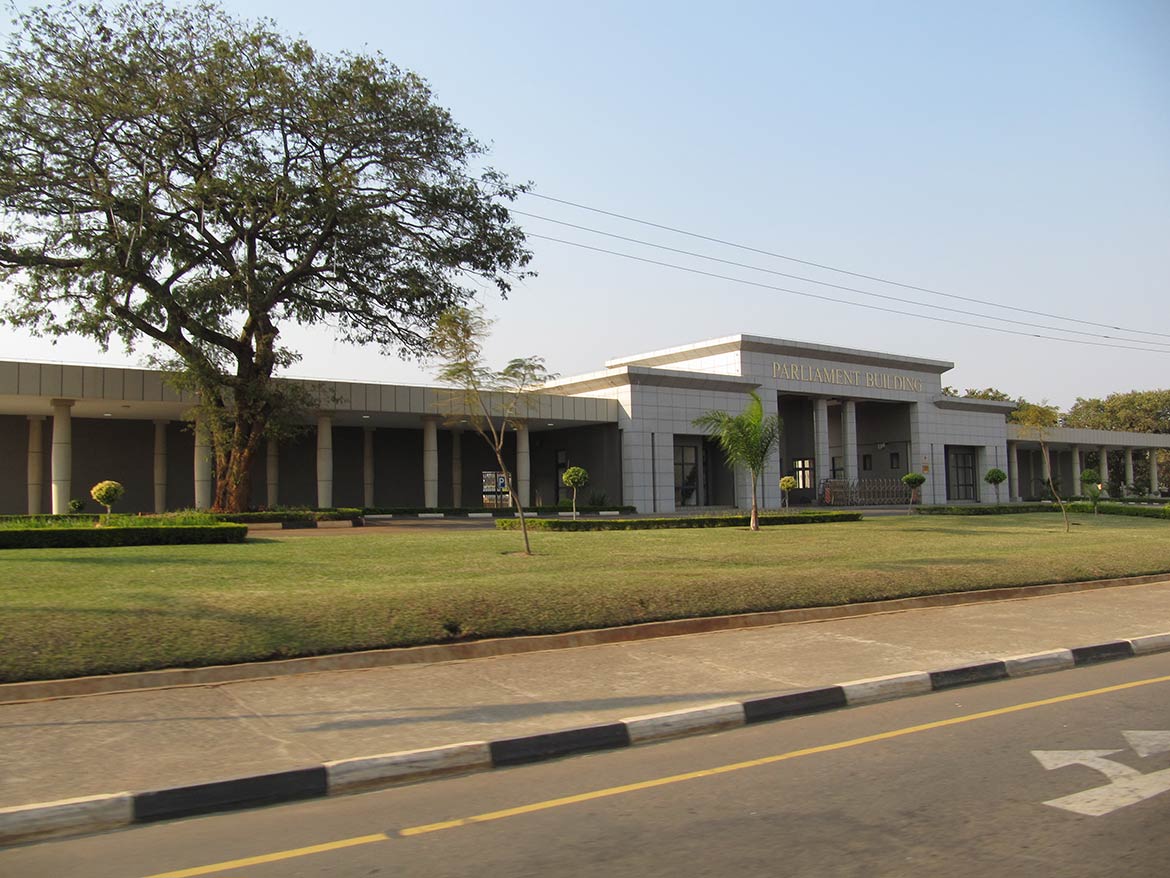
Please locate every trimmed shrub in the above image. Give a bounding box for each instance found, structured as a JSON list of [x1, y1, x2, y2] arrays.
[[0, 524, 247, 549], [211, 508, 363, 523], [1066, 502, 1170, 520], [917, 502, 1170, 521], [362, 506, 636, 516], [917, 504, 1060, 516], [90, 480, 125, 517], [496, 511, 862, 531]]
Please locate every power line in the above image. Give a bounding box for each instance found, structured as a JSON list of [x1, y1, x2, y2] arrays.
[[523, 192, 1170, 341], [527, 232, 1170, 356], [513, 209, 1170, 350]]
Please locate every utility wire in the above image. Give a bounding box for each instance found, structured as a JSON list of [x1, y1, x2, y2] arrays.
[[527, 232, 1170, 355], [513, 209, 1170, 350], [523, 192, 1170, 341]]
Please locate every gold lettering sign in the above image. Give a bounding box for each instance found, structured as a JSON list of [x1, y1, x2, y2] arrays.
[[772, 360, 923, 393]]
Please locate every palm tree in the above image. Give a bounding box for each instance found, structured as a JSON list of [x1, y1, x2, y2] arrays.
[[693, 391, 781, 531]]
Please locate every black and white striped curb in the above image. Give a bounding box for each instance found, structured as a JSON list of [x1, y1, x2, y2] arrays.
[[4, 632, 1169, 846]]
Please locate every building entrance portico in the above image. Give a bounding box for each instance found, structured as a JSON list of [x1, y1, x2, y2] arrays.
[[777, 393, 913, 504]]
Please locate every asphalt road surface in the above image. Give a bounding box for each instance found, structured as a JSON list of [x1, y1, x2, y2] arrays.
[[5, 652, 1170, 877]]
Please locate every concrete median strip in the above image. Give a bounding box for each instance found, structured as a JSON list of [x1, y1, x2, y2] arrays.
[[325, 742, 493, 794], [1131, 633, 1170, 655], [4, 631, 1170, 847], [623, 702, 745, 744], [841, 671, 933, 705], [1003, 649, 1075, 677]]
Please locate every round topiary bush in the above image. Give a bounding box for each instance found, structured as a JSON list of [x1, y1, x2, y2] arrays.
[[561, 466, 589, 520], [901, 472, 927, 514], [984, 467, 1007, 503], [90, 480, 125, 518], [779, 475, 797, 508]]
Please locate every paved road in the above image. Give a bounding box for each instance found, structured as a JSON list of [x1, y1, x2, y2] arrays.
[[5, 580, 1170, 810], [5, 652, 1169, 877]]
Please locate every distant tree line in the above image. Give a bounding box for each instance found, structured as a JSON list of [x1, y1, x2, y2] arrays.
[[941, 387, 1170, 493]]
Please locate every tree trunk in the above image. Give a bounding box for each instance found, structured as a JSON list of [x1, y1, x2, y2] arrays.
[[210, 386, 271, 513], [494, 452, 531, 556], [1041, 442, 1070, 533], [750, 474, 760, 531]]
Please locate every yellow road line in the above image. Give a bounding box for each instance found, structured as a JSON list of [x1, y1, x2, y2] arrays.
[[401, 673, 1170, 835], [141, 833, 390, 878], [143, 672, 1170, 876]]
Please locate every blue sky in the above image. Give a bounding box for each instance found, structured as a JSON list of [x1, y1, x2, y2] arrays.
[[2, 0, 1167, 408]]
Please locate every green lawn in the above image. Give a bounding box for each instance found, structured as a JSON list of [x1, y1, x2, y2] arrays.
[[2, 513, 1168, 682]]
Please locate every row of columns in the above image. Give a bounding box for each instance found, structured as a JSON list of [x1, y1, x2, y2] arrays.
[[24, 404, 531, 513], [1007, 442, 1160, 499]]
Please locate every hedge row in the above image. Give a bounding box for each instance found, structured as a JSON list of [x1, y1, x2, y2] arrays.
[[1023, 495, 1168, 505], [363, 505, 636, 517], [917, 502, 1170, 520], [496, 511, 863, 531], [917, 504, 1060, 516], [1066, 501, 1170, 520], [211, 508, 363, 523], [0, 524, 248, 549]]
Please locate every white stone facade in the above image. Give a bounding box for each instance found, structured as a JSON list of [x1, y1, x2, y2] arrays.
[[2, 334, 1166, 513]]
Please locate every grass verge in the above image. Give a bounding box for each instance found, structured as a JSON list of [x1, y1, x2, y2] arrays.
[[2, 513, 1168, 682]]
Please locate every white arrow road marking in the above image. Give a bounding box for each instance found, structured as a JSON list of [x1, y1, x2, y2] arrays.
[[1033, 731, 1170, 816], [1042, 766, 1170, 816], [1031, 750, 1142, 781], [1123, 730, 1170, 758]]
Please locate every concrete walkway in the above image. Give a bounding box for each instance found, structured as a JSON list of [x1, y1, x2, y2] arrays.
[[3, 578, 1170, 810]]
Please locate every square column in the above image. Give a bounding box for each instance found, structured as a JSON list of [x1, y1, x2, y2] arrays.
[[27, 416, 45, 515], [1124, 448, 1134, 495], [51, 399, 74, 515], [813, 398, 831, 490], [194, 415, 213, 511], [422, 416, 440, 508], [316, 414, 334, 509], [451, 430, 463, 508], [153, 420, 168, 513], [363, 427, 375, 509], [842, 400, 858, 482], [1008, 441, 1019, 501], [266, 439, 279, 508], [1151, 450, 1160, 495], [515, 422, 531, 508]]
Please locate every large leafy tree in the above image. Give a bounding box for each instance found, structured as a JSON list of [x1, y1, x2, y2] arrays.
[[693, 390, 780, 531], [0, 1, 530, 510], [1064, 390, 1170, 492], [941, 386, 1014, 401]]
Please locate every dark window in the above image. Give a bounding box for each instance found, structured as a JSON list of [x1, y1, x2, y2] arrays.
[[831, 456, 843, 479], [674, 445, 699, 506], [862, 454, 872, 471], [890, 452, 901, 470]]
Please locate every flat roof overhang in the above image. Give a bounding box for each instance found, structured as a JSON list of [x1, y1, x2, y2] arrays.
[[0, 361, 619, 431]]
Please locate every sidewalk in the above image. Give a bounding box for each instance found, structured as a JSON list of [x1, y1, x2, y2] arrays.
[[3, 578, 1170, 813]]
